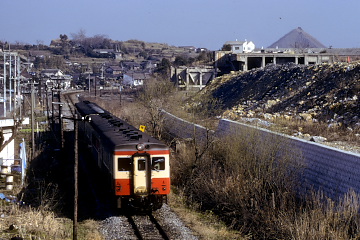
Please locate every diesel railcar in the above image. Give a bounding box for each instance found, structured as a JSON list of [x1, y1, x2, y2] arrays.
[[75, 100, 170, 210]]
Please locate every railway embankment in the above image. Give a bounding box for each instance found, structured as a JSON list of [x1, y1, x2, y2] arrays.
[[172, 60, 360, 202], [202, 62, 360, 131]]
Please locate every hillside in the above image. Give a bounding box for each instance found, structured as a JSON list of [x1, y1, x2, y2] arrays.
[[197, 62, 360, 131]]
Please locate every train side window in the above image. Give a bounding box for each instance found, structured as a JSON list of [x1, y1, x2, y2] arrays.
[[138, 159, 146, 171], [118, 158, 132, 171], [152, 157, 165, 171]]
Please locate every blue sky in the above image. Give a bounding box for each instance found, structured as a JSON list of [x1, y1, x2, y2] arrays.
[[1, 0, 360, 50]]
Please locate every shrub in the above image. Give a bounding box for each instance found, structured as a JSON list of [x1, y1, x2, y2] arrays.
[[172, 126, 304, 238], [279, 190, 360, 239], [171, 123, 360, 238]]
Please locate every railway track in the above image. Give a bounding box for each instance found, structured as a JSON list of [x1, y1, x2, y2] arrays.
[[127, 213, 170, 240], [60, 91, 81, 131], [61, 90, 78, 116], [57, 91, 197, 239]]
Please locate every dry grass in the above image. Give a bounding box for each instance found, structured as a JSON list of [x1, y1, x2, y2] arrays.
[[279, 191, 360, 240], [168, 189, 248, 240], [271, 116, 360, 145], [0, 202, 72, 239], [0, 201, 104, 240], [171, 123, 360, 239], [78, 220, 104, 240], [171, 127, 302, 238]]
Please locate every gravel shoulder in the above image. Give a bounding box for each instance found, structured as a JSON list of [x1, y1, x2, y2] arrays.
[[99, 204, 198, 240]]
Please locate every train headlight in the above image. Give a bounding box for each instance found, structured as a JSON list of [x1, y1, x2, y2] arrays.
[[136, 143, 145, 151]]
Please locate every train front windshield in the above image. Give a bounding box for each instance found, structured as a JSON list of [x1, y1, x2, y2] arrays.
[[152, 157, 165, 171], [118, 158, 132, 171]]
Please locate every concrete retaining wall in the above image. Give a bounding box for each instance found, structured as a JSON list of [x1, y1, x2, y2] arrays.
[[162, 110, 360, 200], [217, 119, 360, 199], [161, 110, 214, 144]]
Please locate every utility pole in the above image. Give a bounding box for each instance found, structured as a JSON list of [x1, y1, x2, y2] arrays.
[[73, 114, 78, 240], [31, 80, 35, 159], [58, 89, 62, 148], [14, 55, 17, 117], [119, 85, 122, 106], [17, 56, 20, 106], [101, 64, 104, 79], [61, 114, 91, 240], [51, 88, 54, 130], [95, 77, 97, 97], [88, 67, 91, 94], [3, 53, 6, 117], [9, 51, 12, 113], [59, 104, 63, 148]]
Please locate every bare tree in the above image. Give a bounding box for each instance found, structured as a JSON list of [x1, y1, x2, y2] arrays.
[[136, 76, 175, 139], [71, 28, 87, 45]]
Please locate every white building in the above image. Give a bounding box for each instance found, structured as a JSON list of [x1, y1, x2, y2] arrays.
[[40, 69, 64, 78], [225, 40, 256, 53]]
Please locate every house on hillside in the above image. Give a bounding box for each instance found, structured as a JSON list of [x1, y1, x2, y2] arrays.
[[196, 47, 208, 53], [122, 72, 151, 87], [28, 50, 52, 59], [93, 49, 114, 54], [40, 69, 72, 89], [141, 60, 158, 72], [179, 46, 197, 53], [225, 40, 255, 53], [120, 61, 141, 71], [92, 49, 122, 60], [41, 69, 64, 78], [105, 66, 122, 75]]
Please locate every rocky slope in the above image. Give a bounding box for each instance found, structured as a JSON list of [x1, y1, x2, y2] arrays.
[[200, 62, 360, 131]]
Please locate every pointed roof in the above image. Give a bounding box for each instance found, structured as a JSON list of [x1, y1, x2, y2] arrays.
[[268, 27, 326, 48]]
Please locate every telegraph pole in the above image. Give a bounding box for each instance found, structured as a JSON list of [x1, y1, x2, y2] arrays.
[[73, 115, 78, 240], [59, 103, 63, 148], [31, 79, 35, 159], [16, 55, 20, 114], [88, 68, 91, 94], [9, 50, 12, 112], [3, 53, 6, 117], [119, 85, 122, 106], [61, 114, 91, 240], [51, 88, 54, 130], [14, 55, 17, 117]]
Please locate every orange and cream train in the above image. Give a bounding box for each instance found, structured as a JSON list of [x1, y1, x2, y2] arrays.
[[75, 100, 170, 210]]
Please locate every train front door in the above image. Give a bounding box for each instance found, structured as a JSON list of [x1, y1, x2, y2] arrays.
[[133, 156, 150, 195]]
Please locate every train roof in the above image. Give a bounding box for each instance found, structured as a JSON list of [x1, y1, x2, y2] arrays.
[[75, 101, 168, 151]]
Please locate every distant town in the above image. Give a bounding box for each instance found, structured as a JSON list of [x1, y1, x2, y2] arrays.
[[1, 27, 360, 94]]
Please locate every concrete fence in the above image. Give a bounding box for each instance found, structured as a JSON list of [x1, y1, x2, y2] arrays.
[[161, 110, 214, 144], [162, 110, 360, 200], [217, 119, 360, 200]]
